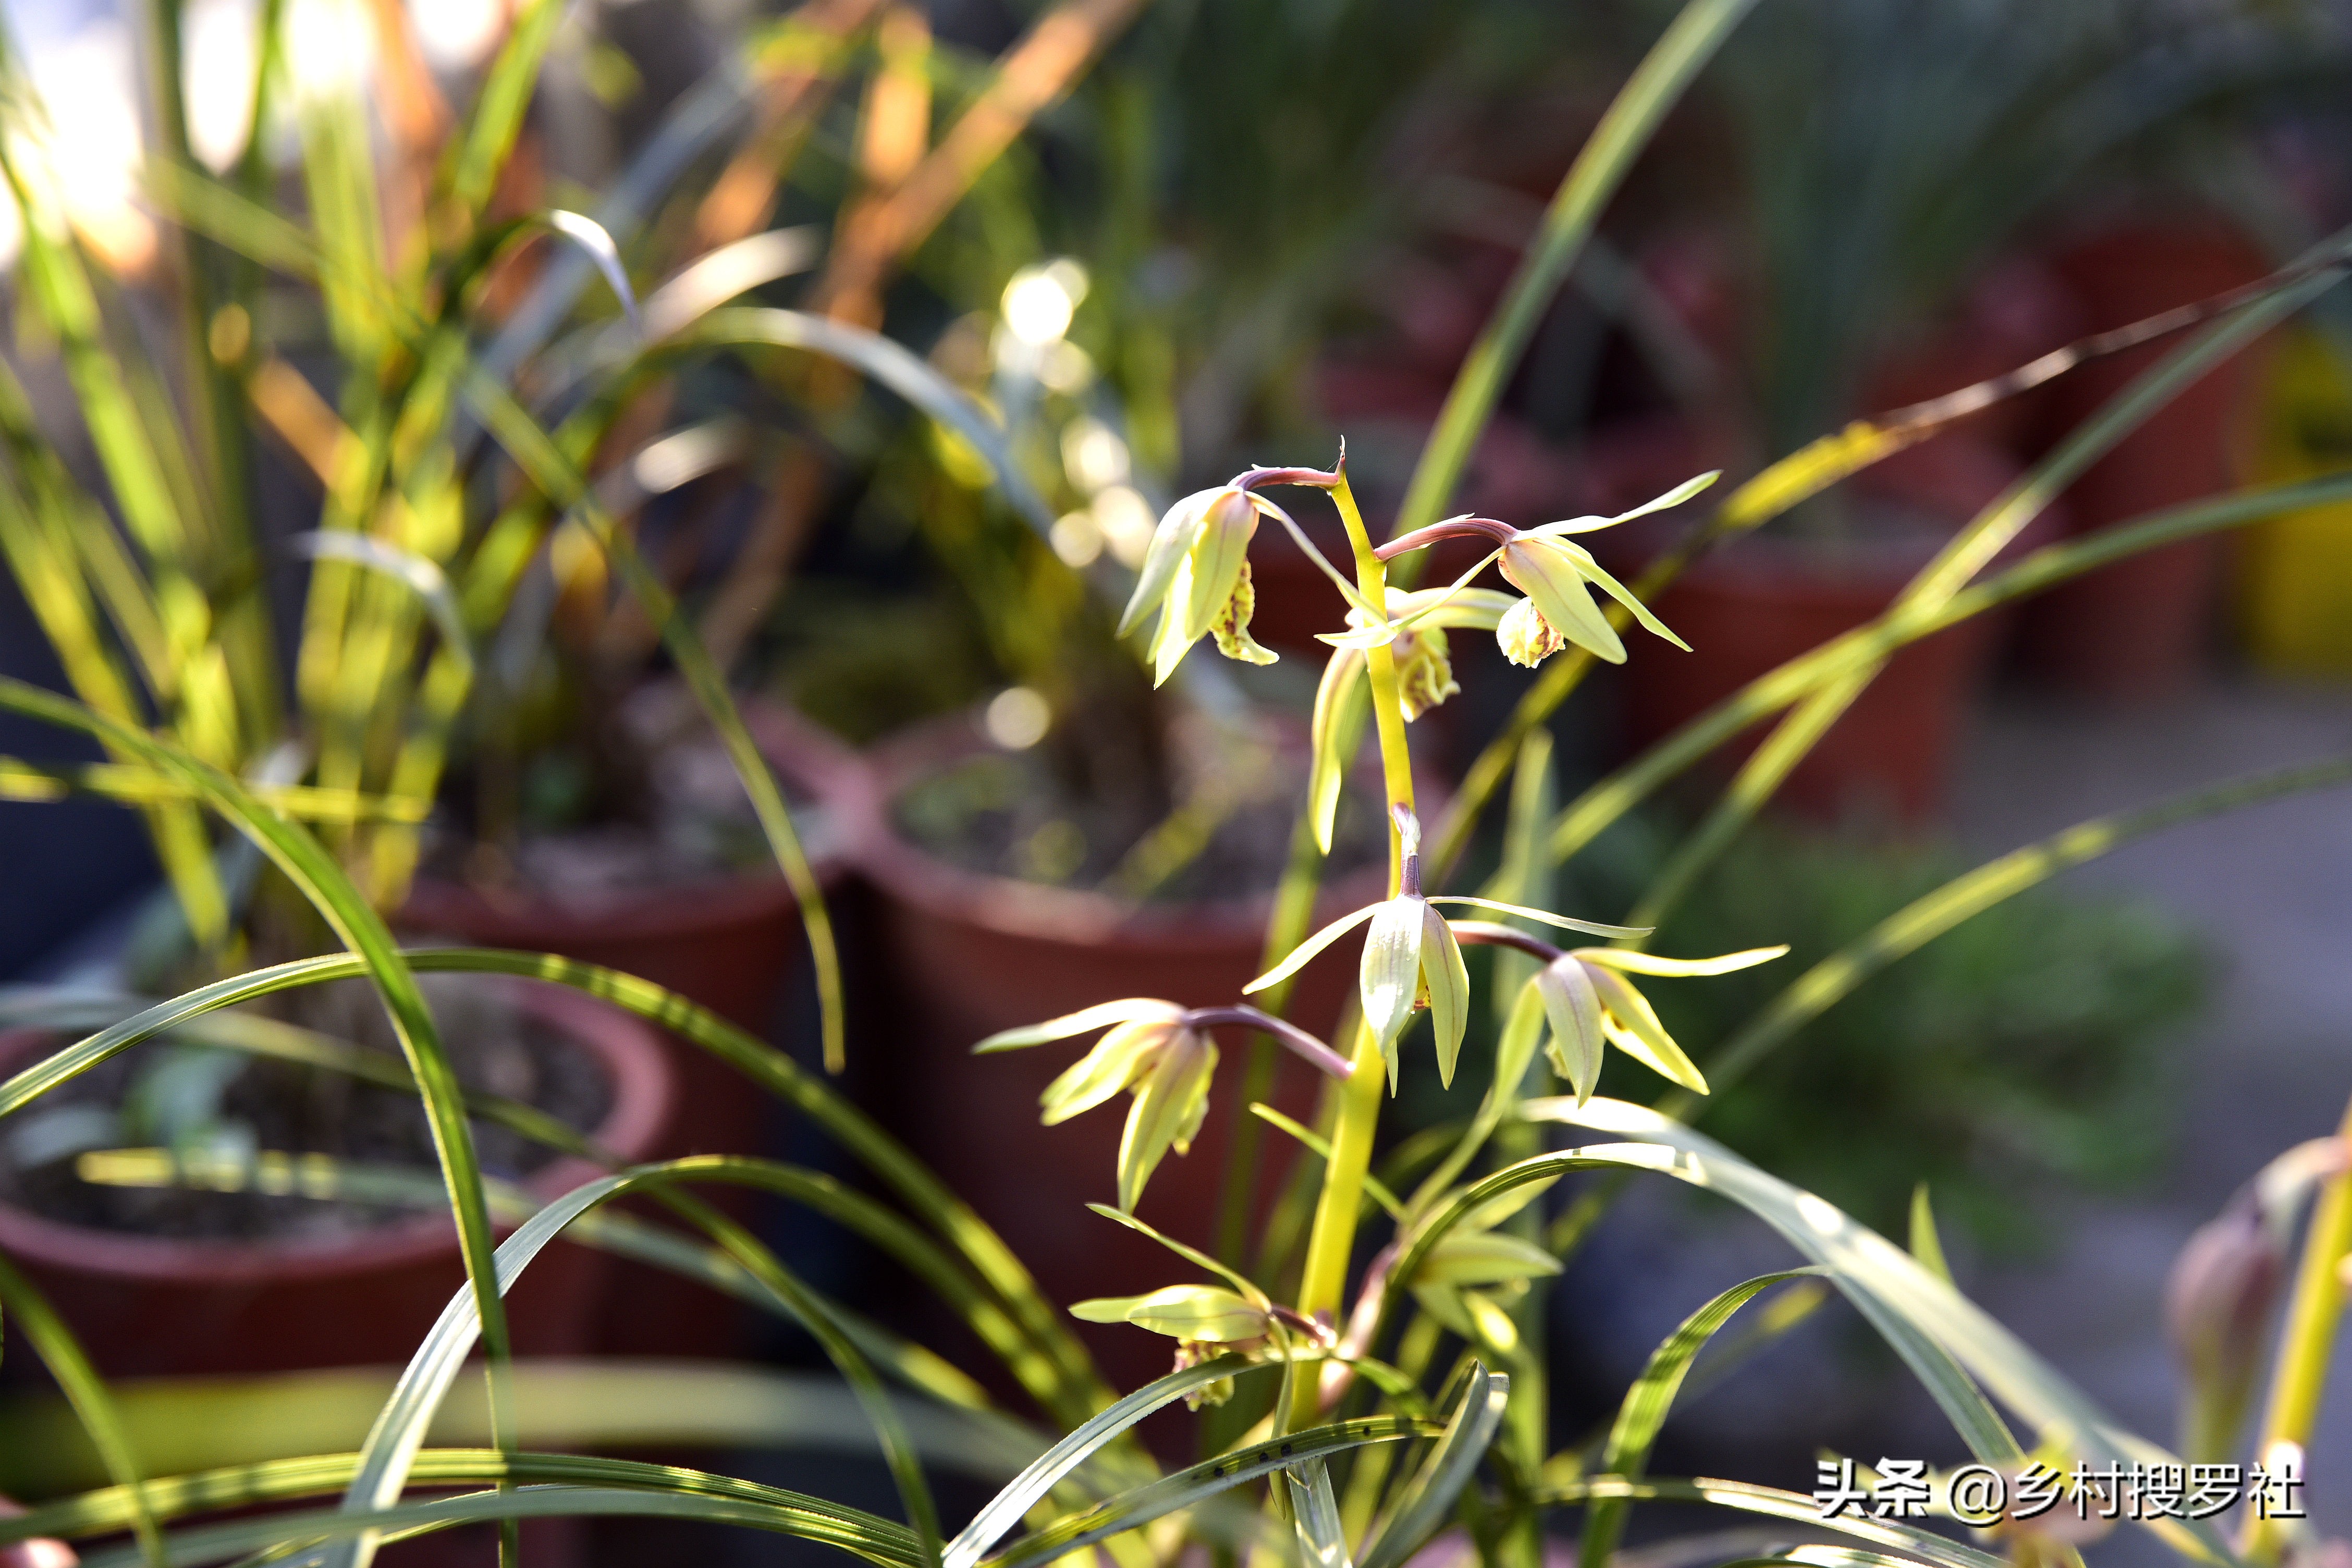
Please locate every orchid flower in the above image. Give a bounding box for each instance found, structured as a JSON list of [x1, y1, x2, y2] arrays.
[[1355, 471, 1719, 667], [976, 998, 1350, 1210], [1306, 586, 1518, 852], [1245, 807, 1648, 1091], [1451, 922, 1787, 1102]]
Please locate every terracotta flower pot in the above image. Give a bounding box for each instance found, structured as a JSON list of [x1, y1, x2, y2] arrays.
[[842, 710, 1405, 1389], [397, 694, 864, 1356], [0, 980, 671, 1379], [2013, 218, 2277, 699]]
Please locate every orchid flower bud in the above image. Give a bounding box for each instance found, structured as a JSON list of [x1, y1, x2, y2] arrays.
[[1071, 1283, 1273, 1408], [1406, 1177, 1561, 1353]]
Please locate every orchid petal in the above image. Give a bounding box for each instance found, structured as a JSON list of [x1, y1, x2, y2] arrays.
[[1117, 1035, 1218, 1210], [975, 998, 1185, 1051], [1571, 944, 1789, 977], [1117, 488, 1216, 636], [1424, 901, 1471, 1089], [1360, 896, 1427, 1075], [1570, 551, 1692, 651], [1499, 540, 1623, 663], [1308, 647, 1369, 854], [1586, 963, 1708, 1093], [1529, 471, 1719, 534], [1180, 489, 1257, 644], [1534, 958, 1604, 1106], [1039, 1018, 1175, 1124], [1244, 903, 1382, 994], [1426, 895, 1649, 938]]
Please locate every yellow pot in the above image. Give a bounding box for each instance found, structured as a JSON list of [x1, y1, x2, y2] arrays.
[[2237, 326, 2352, 676]]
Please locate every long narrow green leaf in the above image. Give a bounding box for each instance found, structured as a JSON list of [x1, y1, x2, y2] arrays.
[[1691, 754, 2352, 1104], [0, 1367, 1081, 1508], [1357, 1366, 1510, 1568], [1554, 247, 2351, 878], [458, 366, 850, 1072], [442, 0, 566, 220], [1288, 1456, 1353, 1568], [1388, 0, 1760, 556], [1577, 1271, 1820, 1568], [944, 1356, 1261, 1568], [1501, 1109, 2235, 1565], [319, 1159, 945, 1568], [677, 308, 1055, 533], [6, 1449, 916, 1561], [80, 1483, 920, 1568], [986, 1418, 1428, 1568], [0, 946, 1116, 1432], [1533, 1475, 2003, 1568], [0, 1256, 163, 1566]]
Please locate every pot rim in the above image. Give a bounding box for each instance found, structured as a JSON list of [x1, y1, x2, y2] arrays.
[[0, 978, 673, 1284], [846, 708, 1419, 951], [402, 691, 871, 934]]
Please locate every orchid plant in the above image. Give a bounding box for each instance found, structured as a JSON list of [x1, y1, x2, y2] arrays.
[[16, 6, 2352, 1568]]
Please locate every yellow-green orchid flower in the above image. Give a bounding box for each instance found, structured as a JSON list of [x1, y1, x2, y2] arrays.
[[1244, 808, 1648, 1091], [975, 998, 1351, 1210], [1364, 471, 1719, 667], [1451, 923, 1787, 1102]]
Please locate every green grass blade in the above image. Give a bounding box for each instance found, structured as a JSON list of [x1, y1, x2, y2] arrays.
[[1506, 1111, 2235, 1565], [1576, 1271, 1820, 1568], [1563, 244, 2352, 888], [1287, 1455, 1353, 1568], [1909, 1186, 1954, 1289], [0, 1255, 164, 1565], [0, 946, 1116, 1431], [1542, 461, 2352, 871], [986, 1418, 1427, 1568], [0, 1366, 1089, 1506], [1533, 1476, 2003, 1568], [6, 1449, 916, 1561], [944, 1356, 1266, 1568], [1692, 755, 2352, 1104], [1387, 0, 1761, 558], [68, 1144, 995, 1417], [679, 308, 1055, 534], [78, 1483, 921, 1568], [457, 368, 849, 1071], [1357, 1366, 1509, 1568], [322, 1158, 945, 1568], [440, 0, 565, 220]]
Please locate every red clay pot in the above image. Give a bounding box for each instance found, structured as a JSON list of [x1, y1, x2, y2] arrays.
[[843, 711, 1403, 1391], [2013, 218, 2276, 699], [0, 980, 671, 1379], [397, 694, 864, 1355]]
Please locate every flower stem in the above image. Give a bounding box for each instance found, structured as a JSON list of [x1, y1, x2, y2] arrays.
[[2244, 1088, 2352, 1563], [1287, 467, 1415, 1428]]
